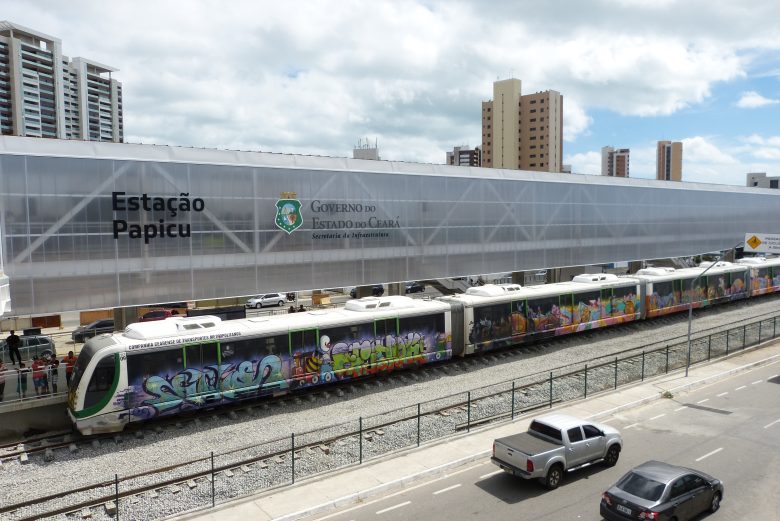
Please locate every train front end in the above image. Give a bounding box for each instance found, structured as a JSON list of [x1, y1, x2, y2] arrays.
[[68, 336, 127, 435]]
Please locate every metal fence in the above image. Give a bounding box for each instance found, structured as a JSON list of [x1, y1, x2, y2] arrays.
[[3, 313, 779, 520], [0, 366, 67, 404]]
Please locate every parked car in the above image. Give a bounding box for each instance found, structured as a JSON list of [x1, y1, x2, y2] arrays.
[[405, 281, 425, 294], [492, 413, 622, 490], [349, 285, 385, 298], [72, 319, 115, 343], [0, 334, 55, 363], [601, 460, 723, 521], [138, 309, 175, 322], [245, 293, 286, 309]]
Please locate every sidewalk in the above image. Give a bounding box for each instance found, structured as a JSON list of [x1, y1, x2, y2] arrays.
[[174, 339, 780, 521]]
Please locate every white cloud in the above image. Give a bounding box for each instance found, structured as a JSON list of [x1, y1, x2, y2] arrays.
[[1, 0, 780, 176], [736, 91, 780, 108], [563, 151, 601, 175]]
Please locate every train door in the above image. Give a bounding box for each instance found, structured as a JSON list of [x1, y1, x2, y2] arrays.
[[375, 317, 398, 362], [183, 342, 221, 406], [290, 328, 320, 385]]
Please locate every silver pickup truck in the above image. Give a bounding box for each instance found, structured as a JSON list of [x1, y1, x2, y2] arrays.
[[491, 413, 623, 490]]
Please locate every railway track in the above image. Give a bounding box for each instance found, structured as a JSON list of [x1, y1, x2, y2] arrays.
[[1, 294, 776, 466], [2, 302, 777, 519]]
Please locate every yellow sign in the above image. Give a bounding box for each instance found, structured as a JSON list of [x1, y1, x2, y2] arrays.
[[744, 233, 780, 254]]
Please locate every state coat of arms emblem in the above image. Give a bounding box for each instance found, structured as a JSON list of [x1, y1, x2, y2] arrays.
[[275, 192, 303, 234]]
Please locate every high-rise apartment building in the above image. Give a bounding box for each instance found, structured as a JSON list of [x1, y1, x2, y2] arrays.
[[0, 21, 123, 142], [481, 78, 563, 172], [446, 145, 481, 166], [601, 146, 630, 177], [656, 141, 682, 181]]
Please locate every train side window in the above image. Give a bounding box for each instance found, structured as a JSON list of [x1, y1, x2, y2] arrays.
[[222, 335, 287, 362], [84, 355, 116, 409], [321, 323, 373, 346], [127, 349, 184, 405], [559, 293, 573, 324], [290, 329, 317, 353], [185, 342, 218, 369], [374, 318, 398, 339], [399, 313, 445, 337]]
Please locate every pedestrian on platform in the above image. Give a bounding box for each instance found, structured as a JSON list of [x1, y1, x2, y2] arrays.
[[16, 363, 29, 398], [31, 356, 47, 397], [0, 360, 6, 402], [62, 351, 77, 387], [288, 305, 296, 313], [5, 330, 21, 365], [298, 304, 305, 312], [49, 354, 60, 394]]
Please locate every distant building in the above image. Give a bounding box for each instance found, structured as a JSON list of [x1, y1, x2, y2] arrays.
[[656, 140, 682, 181], [481, 78, 563, 172], [601, 146, 630, 177], [353, 138, 380, 160], [446, 145, 481, 166], [0, 21, 123, 142], [561, 164, 572, 174], [746, 172, 780, 189]]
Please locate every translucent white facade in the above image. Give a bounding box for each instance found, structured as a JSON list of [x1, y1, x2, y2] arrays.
[[1, 136, 779, 315]]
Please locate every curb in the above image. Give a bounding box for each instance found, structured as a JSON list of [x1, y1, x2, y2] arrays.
[[270, 451, 490, 521]]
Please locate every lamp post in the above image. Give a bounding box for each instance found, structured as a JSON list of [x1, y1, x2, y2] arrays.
[[685, 243, 743, 377]]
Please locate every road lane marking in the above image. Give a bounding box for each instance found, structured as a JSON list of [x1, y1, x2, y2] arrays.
[[625, 422, 640, 429], [376, 501, 411, 515], [769, 374, 779, 379], [695, 448, 723, 462], [674, 406, 686, 412], [697, 399, 709, 404], [433, 484, 461, 495], [764, 419, 780, 429], [479, 470, 503, 480], [735, 385, 747, 391], [751, 380, 763, 385], [716, 392, 728, 397], [311, 462, 484, 520], [649, 413, 666, 420]]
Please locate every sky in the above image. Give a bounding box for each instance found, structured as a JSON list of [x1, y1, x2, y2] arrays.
[[4, 0, 780, 186]]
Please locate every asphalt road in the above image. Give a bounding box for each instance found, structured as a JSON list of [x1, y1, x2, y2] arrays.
[[301, 361, 780, 521]]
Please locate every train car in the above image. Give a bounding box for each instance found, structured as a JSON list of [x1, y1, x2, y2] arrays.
[[440, 273, 642, 355], [737, 257, 780, 296], [68, 296, 452, 435], [634, 262, 749, 319]]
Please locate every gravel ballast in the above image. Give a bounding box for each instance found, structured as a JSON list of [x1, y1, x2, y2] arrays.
[[1, 296, 778, 520]]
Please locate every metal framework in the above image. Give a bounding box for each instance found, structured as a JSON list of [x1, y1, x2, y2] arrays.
[[1, 136, 779, 315]]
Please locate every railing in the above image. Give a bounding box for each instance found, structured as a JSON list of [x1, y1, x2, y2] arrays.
[[3, 311, 779, 520], [0, 366, 68, 404]]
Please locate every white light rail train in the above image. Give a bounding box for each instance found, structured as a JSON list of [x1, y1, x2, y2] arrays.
[[68, 258, 780, 435]]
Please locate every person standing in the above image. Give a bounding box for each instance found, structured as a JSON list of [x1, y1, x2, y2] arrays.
[[0, 360, 6, 402], [5, 330, 21, 365], [16, 362, 28, 398], [62, 351, 77, 387], [31, 356, 46, 397], [49, 354, 60, 394]]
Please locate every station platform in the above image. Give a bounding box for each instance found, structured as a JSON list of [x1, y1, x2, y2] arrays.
[[172, 339, 780, 521]]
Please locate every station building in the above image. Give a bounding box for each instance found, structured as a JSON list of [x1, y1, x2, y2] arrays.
[[0, 135, 779, 319]]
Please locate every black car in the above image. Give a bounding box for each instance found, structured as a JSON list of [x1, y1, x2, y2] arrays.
[[405, 281, 425, 294], [72, 319, 115, 343], [349, 285, 385, 298], [601, 460, 723, 521]]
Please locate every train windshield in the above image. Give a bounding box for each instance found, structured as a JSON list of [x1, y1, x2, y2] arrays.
[[70, 336, 117, 392]]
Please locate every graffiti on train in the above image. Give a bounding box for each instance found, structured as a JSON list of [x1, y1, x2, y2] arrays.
[[122, 328, 449, 419]]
